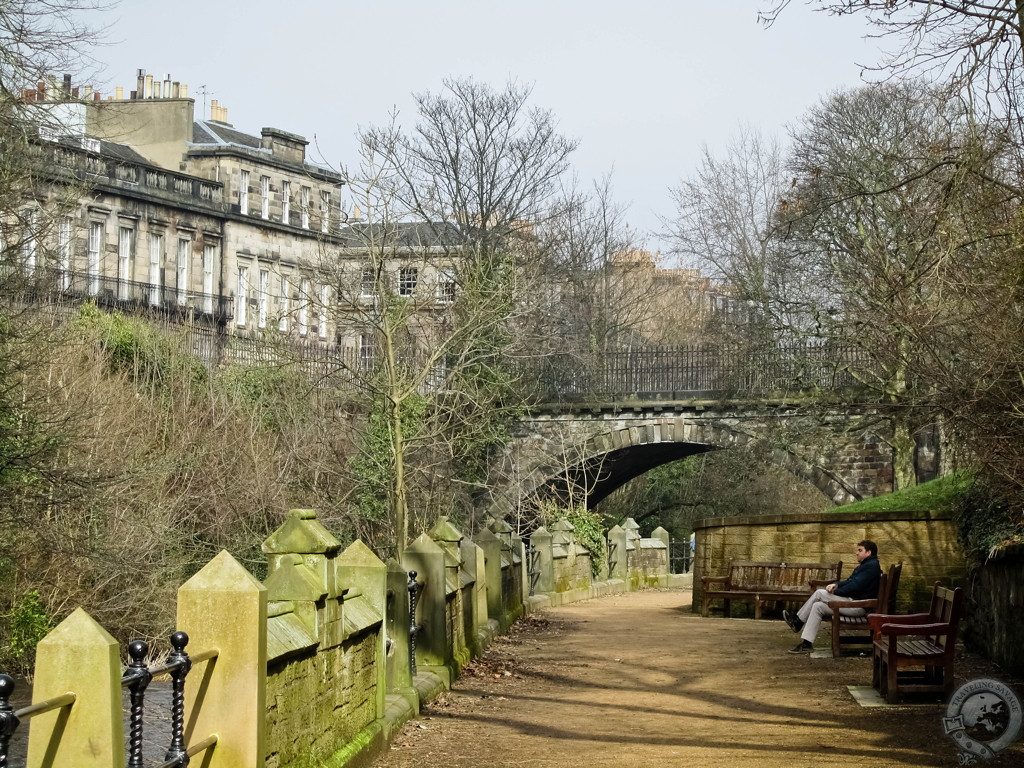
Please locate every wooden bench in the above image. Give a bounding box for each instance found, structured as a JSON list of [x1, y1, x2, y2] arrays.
[[869, 582, 964, 703], [824, 561, 902, 658], [700, 560, 843, 619]]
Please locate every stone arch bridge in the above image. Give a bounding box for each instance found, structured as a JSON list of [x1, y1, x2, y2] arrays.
[[484, 400, 935, 520]]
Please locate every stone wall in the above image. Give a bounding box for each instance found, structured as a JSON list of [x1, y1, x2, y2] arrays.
[[693, 509, 966, 614], [962, 542, 1024, 675]]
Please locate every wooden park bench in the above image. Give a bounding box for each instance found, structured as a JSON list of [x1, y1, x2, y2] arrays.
[[869, 582, 964, 704], [824, 561, 902, 658], [700, 560, 843, 619]]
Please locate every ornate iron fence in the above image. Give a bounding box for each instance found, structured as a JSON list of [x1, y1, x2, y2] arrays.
[[0, 632, 219, 768]]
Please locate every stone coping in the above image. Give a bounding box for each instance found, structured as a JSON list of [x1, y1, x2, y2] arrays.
[[693, 508, 950, 530]]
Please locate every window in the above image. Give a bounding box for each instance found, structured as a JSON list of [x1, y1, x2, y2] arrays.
[[320, 190, 330, 233], [176, 237, 190, 305], [260, 176, 270, 219], [399, 266, 418, 297], [279, 274, 290, 332], [437, 268, 456, 304], [236, 265, 249, 326], [360, 266, 376, 299], [118, 226, 133, 300], [258, 269, 269, 329], [281, 180, 291, 224], [358, 332, 374, 369], [148, 232, 163, 306], [87, 221, 103, 296], [202, 244, 215, 314], [239, 170, 250, 215], [298, 277, 310, 336], [21, 210, 37, 271], [318, 284, 330, 339], [300, 186, 310, 229], [57, 217, 72, 291]]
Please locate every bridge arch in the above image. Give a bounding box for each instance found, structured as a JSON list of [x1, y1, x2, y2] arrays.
[[485, 406, 892, 521]]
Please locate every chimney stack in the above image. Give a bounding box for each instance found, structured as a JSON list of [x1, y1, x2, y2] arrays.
[[144, 73, 153, 98]]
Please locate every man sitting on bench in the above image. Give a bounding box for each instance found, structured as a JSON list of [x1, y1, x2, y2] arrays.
[[784, 540, 882, 654]]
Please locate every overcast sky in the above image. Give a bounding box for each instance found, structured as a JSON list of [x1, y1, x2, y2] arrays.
[[87, 1, 883, 256]]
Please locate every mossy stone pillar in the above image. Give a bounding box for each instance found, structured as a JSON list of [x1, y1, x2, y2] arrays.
[[429, 517, 472, 669], [624, 517, 641, 575], [530, 527, 555, 594], [385, 558, 416, 708], [177, 550, 267, 768], [460, 538, 489, 649], [339, 540, 388, 719], [262, 508, 342, 647], [27, 608, 124, 768], [401, 533, 451, 683], [608, 524, 627, 581], [652, 526, 670, 551], [476, 527, 507, 629]]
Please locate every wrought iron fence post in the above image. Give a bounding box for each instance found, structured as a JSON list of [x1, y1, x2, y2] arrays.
[[0, 674, 19, 768], [165, 631, 191, 766], [125, 639, 152, 768], [408, 571, 421, 677]]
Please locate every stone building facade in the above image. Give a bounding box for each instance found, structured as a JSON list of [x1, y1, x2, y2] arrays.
[[11, 68, 459, 352]]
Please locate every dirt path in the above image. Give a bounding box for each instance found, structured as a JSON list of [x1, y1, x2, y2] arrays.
[[372, 590, 1023, 768]]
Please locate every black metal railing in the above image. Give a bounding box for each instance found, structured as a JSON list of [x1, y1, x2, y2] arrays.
[[669, 539, 693, 575], [529, 343, 871, 402], [526, 541, 540, 595], [0, 631, 219, 768], [408, 571, 424, 677], [3, 267, 233, 325]]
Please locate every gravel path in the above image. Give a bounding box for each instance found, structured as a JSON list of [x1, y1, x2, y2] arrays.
[[372, 590, 1024, 768]]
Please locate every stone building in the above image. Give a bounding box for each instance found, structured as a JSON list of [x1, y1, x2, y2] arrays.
[[8, 69, 458, 349]]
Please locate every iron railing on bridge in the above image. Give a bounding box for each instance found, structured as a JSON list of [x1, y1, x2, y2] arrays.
[[530, 344, 870, 402]]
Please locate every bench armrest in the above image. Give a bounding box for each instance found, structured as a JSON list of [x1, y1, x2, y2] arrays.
[[827, 598, 877, 611], [808, 579, 837, 588], [878, 621, 955, 637], [867, 613, 931, 632]]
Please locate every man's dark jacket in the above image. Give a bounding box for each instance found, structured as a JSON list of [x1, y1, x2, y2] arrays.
[[834, 555, 882, 599]]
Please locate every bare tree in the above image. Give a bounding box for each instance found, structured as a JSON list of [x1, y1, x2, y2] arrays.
[[316, 81, 580, 556]]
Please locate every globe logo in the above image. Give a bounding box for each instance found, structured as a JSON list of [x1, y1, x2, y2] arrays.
[[944, 679, 1022, 764]]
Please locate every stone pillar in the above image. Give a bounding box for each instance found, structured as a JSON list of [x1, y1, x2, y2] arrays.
[[608, 524, 627, 581], [262, 508, 343, 647], [178, 550, 267, 768], [460, 537, 489, 651], [624, 517, 641, 580], [530, 526, 555, 594], [401, 532, 451, 684], [429, 517, 470, 671], [338, 540, 388, 719], [27, 609, 124, 768], [476, 527, 507, 629], [385, 558, 416, 706], [655, 524, 671, 552]]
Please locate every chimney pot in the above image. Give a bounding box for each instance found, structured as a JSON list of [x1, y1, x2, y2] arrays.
[[144, 73, 153, 98], [180, 83, 188, 99], [115, 85, 124, 100]]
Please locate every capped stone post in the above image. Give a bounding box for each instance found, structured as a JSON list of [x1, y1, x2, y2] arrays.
[[401, 533, 452, 684], [177, 550, 267, 768], [652, 526, 670, 551], [27, 608, 124, 768], [530, 526, 555, 594], [475, 527, 509, 630], [338, 540, 388, 719], [460, 536, 491, 652], [385, 558, 417, 707]]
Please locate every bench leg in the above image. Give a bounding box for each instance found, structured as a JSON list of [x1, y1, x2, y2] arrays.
[[754, 600, 762, 620], [872, 651, 880, 689], [885, 659, 899, 704], [831, 618, 841, 658], [701, 595, 709, 618]]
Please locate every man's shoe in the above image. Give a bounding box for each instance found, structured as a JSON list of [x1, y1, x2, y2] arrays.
[[783, 609, 804, 633], [788, 641, 813, 654]]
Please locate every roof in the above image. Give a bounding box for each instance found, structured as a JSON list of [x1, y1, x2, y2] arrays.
[[189, 119, 341, 181], [336, 221, 463, 250], [98, 139, 150, 165]]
